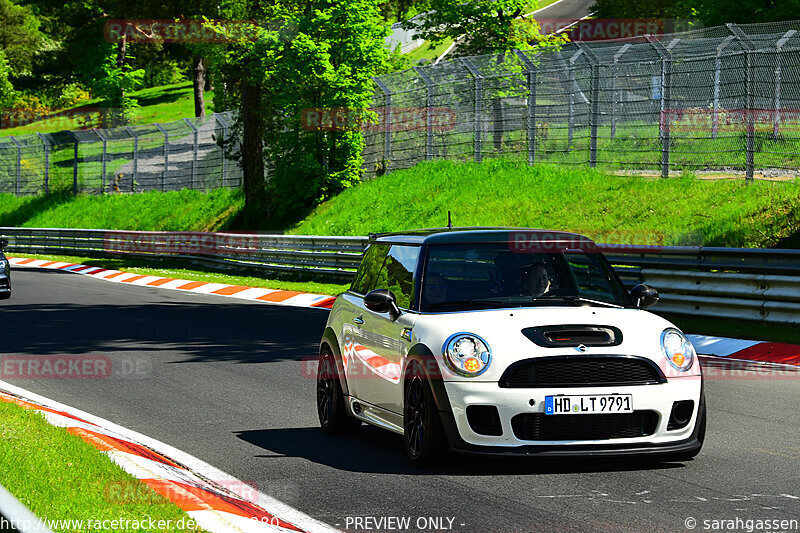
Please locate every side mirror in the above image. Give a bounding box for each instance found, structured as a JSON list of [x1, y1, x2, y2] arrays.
[[630, 284, 659, 309], [0, 239, 7, 250], [364, 289, 400, 320]]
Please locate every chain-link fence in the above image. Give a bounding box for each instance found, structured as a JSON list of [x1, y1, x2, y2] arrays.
[[366, 20, 800, 180], [0, 111, 242, 195], [3, 21, 800, 197]]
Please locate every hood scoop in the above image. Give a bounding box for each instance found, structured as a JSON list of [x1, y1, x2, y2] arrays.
[[522, 325, 622, 348]]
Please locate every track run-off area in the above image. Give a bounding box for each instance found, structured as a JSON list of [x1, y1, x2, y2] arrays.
[[2, 266, 799, 533]]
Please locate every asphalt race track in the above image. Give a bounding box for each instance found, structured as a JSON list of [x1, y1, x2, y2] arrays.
[[3, 267, 799, 533]]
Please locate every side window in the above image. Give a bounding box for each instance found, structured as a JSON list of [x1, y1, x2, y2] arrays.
[[351, 244, 389, 295], [375, 245, 419, 309]]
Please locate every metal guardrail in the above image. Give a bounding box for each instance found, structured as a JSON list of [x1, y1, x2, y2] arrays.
[[2, 227, 799, 325], [0, 483, 55, 533], [604, 245, 800, 325], [1, 227, 367, 282]]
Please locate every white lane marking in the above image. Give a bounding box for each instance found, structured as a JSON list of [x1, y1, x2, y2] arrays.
[[0, 380, 338, 533]]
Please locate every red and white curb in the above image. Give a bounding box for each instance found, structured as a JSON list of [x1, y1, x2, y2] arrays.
[[7, 257, 337, 310], [0, 381, 337, 533], [688, 334, 800, 366]]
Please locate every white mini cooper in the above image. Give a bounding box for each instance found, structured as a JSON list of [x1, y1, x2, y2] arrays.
[[317, 228, 705, 464]]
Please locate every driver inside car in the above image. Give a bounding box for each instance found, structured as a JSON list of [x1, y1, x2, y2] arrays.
[[520, 264, 552, 298]]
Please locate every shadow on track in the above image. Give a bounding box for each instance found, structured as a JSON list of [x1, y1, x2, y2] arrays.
[[3, 294, 327, 366], [235, 426, 686, 476]]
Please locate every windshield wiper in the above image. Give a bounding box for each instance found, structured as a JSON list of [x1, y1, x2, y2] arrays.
[[534, 295, 623, 309]]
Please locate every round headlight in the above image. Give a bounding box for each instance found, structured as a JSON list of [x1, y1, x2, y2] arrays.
[[661, 328, 695, 371], [443, 333, 491, 377]]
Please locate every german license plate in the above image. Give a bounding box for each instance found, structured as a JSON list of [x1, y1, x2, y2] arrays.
[[545, 394, 633, 415]]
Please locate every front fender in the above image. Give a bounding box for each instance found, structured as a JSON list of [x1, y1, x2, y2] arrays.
[[405, 343, 465, 452]]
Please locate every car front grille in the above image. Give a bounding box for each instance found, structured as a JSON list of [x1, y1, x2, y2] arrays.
[[511, 411, 659, 441], [499, 356, 665, 388]]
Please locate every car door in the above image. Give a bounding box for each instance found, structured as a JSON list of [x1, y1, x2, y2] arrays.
[[339, 243, 390, 401], [354, 245, 420, 414]]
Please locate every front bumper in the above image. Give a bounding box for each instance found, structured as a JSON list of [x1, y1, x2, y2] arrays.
[[436, 377, 703, 457], [0, 274, 10, 299]]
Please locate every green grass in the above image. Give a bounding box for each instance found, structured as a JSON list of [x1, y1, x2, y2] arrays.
[[1, 82, 214, 137], [0, 188, 243, 231], [0, 401, 204, 532], [14, 253, 350, 296], [289, 159, 800, 249]]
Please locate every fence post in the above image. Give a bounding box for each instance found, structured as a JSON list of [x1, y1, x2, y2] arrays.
[[372, 77, 393, 167], [69, 131, 79, 194], [773, 30, 796, 139], [515, 49, 538, 166], [413, 66, 435, 161], [93, 128, 108, 192], [567, 49, 583, 148], [646, 36, 678, 179], [713, 36, 735, 139], [125, 126, 138, 190], [183, 118, 199, 189], [460, 57, 483, 163], [154, 123, 168, 191], [214, 113, 230, 187], [577, 43, 599, 168], [611, 44, 631, 140], [727, 23, 755, 182], [36, 133, 50, 194], [8, 136, 21, 195]]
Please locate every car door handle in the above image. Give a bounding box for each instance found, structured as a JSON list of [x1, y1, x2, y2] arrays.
[[353, 316, 364, 325]]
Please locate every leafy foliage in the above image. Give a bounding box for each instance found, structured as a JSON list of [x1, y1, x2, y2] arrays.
[[0, 49, 15, 108], [403, 0, 567, 57], [0, 0, 46, 75], [590, 0, 800, 27], [212, 0, 389, 221], [90, 46, 145, 126]]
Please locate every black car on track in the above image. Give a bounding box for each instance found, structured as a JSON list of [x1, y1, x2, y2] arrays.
[[0, 239, 11, 300]]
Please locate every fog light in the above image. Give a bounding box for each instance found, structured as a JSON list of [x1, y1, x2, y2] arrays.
[[667, 400, 694, 430], [466, 405, 502, 436]]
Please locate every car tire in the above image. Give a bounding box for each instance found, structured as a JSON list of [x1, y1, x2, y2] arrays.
[[403, 361, 446, 466], [317, 347, 360, 435]]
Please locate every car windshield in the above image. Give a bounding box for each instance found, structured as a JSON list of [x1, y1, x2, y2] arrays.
[[420, 243, 631, 311]]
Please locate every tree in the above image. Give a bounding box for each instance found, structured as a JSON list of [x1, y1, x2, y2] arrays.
[[693, 0, 800, 27], [590, 0, 692, 20], [212, 0, 388, 220], [403, 0, 566, 57], [590, 0, 800, 28], [378, 0, 428, 23], [0, 49, 15, 108], [0, 0, 46, 76], [90, 45, 145, 126]]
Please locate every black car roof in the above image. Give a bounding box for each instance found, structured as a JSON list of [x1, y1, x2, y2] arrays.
[[370, 227, 596, 246]]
